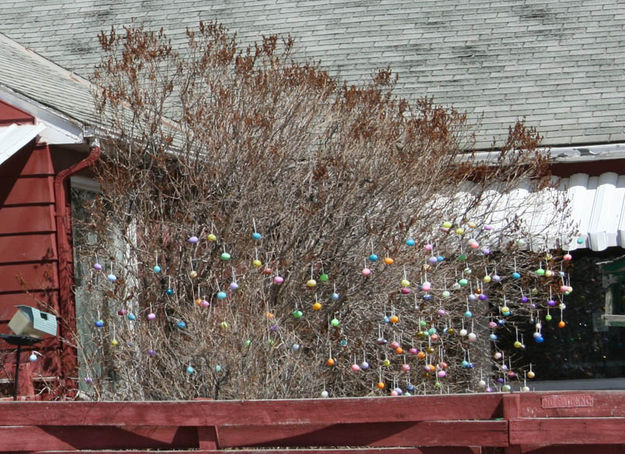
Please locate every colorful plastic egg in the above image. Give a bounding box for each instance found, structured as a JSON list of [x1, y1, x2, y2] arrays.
[[166, 288, 174, 295], [220, 321, 229, 329], [292, 310, 303, 319], [421, 281, 432, 292], [492, 274, 501, 283], [312, 302, 322, 310], [527, 371, 535, 379], [29, 353, 37, 362], [320, 273, 329, 282], [512, 272, 521, 279], [468, 239, 479, 249], [253, 259, 262, 267], [188, 236, 199, 244], [153, 265, 161, 273], [186, 366, 195, 374], [189, 270, 198, 279], [459, 278, 468, 286], [118, 309, 127, 316], [321, 390, 329, 398], [390, 341, 400, 349], [459, 328, 468, 336], [401, 364, 411, 372], [207, 233, 217, 241], [406, 238, 416, 246], [217, 291, 227, 300], [111, 339, 119, 347], [252, 232, 262, 240], [455, 228, 465, 235], [306, 279, 317, 288], [536, 268, 545, 276], [563, 253, 573, 261], [389, 315, 399, 324], [326, 358, 335, 366], [94, 320, 104, 328], [107, 273, 117, 282], [464, 310, 472, 318], [360, 361, 370, 370], [147, 312, 156, 321], [331, 292, 340, 301], [351, 363, 361, 371], [558, 321, 566, 328], [369, 254, 379, 262], [331, 318, 340, 327], [273, 276, 284, 284], [361, 268, 371, 276], [176, 320, 186, 328], [93, 263, 103, 271], [128, 314, 137, 321], [467, 332, 477, 341], [221, 252, 231, 261]]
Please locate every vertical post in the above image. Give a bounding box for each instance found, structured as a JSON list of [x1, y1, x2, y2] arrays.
[[13, 344, 22, 401], [198, 426, 219, 450], [502, 393, 521, 454]]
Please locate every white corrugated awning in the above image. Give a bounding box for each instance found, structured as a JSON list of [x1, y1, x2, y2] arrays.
[[561, 172, 625, 251], [0, 123, 46, 167]]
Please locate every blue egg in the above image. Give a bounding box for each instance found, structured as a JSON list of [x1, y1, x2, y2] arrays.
[[166, 288, 174, 295], [107, 273, 117, 282], [406, 384, 415, 392], [489, 333, 498, 341], [464, 310, 473, 318], [331, 292, 340, 301], [94, 320, 104, 328], [153, 265, 161, 273], [339, 339, 348, 346], [127, 314, 136, 321], [252, 232, 262, 240], [497, 319, 506, 325], [186, 366, 195, 374], [383, 315, 390, 323], [577, 237, 584, 244], [535, 336, 544, 343], [437, 255, 445, 262], [369, 254, 379, 262], [177, 321, 186, 329], [406, 238, 416, 246], [423, 293, 433, 301], [512, 272, 521, 279], [217, 291, 228, 300], [461, 360, 469, 368]]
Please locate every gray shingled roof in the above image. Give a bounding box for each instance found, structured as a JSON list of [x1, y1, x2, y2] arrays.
[[0, 33, 98, 130], [1, 0, 625, 149]]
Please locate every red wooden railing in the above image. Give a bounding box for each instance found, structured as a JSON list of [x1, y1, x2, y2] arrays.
[[0, 391, 624, 453]]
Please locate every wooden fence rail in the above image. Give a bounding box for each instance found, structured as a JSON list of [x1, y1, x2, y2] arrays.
[[0, 391, 624, 453]]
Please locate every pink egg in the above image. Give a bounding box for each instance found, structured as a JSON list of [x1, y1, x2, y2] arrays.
[[273, 276, 284, 284], [424, 244, 434, 251], [401, 364, 411, 372], [421, 282, 432, 292], [201, 300, 210, 308], [390, 341, 400, 349], [147, 313, 156, 321], [437, 370, 447, 378], [362, 268, 372, 276], [351, 364, 361, 371], [409, 348, 419, 355]]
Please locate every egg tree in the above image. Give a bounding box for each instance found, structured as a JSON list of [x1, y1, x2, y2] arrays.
[[74, 23, 575, 400]]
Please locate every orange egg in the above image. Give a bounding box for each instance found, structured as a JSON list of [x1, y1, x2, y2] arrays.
[[266, 312, 275, 319], [195, 298, 202, 307], [558, 321, 566, 328], [395, 347, 404, 354], [384, 257, 394, 265], [326, 358, 335, 367], [312, 302, 322, 310], [377, 382, 385, 389], [389, 315, 399, 324], [417, 351, 426, 359]]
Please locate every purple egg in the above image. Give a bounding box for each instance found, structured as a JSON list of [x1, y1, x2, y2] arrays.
[[478, 294, 488, 301], [188, 236, 199, 244], [93, 263, 102, 271]]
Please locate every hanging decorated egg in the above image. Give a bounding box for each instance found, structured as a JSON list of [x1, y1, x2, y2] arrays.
[[189, 270, 198, 279], [253, 259, 262, 267], [262, 267, 272, 274], [421, 281, 432, 292], [351, 363, 361, 371], [252, 232, 262, 240], [330, 318, 340, 327], [467, 332, 477, 342], [401, 287, 411, 294], [207, 233, 217, 241], [558, 321, 566, 328], [321, 390, 329, 398], [111, 339, 119, 347], [107, 273, 117, 282], [29, 353, 37, 362], [361, 268, 371, 276], [128, 314, 137, 321], [94, 320, 104, 328], [563, 253, 573, 261], [221, 252, 231, 261], [312, 301, 322, 310], [147, 348, 156, 357], [147, 312, 156, 321], [458, 278, 468, 287], [492, 274, 501, 283], [326, 358, 335, 366], [188, 236, 199, 244], [331, 292, 340, 301], [273, 276, 284, 284], [117, 309, 127, 316], [220, 321, 229, 329], [455, 227, 465, 235], [389, 315, 399, 324], [176, 320, 186, 328], [217, 291, 227, 300], [360, 361, 370, 370], [442, 290, 451, 298], [468, 239, 479, 249], [153, 265, 161, 273], [459, 328, 468, 336], [369, 254, 379, 262], [93, 263, 103, 271], [464, 310, 472, 318], [406, 238, 416, 246], [501, 306, 511, 316], [166, 288, 174, 295], [186, 366, 196, 374], [536, 268, 545, 276], [512, 272, 521, 279], [292, 310, 303, 319], [306, 279, 317, 288], [320, 273, 329, 282]]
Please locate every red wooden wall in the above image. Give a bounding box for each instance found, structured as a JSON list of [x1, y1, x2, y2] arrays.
[[0, 100, 63, 397], [0, 391, 623, 453]]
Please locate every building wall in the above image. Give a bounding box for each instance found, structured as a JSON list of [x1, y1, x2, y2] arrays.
[[0, 100, 63, 397]]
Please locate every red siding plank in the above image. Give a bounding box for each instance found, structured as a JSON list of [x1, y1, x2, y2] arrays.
[[2, 177, 55, 206], [29, 449, 481, 454], [0, 395, 504, 427], [0, 100, 34, 125], [0, 205, 55, 235], [509, 418, 625, 445], [0, 262, 59, 293], [0, 233, 57, 265], [217, 421, 509, 448], [0, 291, 59, 321], [0, 146, 54, 177]]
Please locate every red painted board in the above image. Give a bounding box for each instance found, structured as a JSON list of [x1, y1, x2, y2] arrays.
[[509, 417, 625, 445], [217, 421, 509, 448], [1, 177, 54, 206], [0, 394, 504, 427], [25, 449, 483, 454], [0, 233, 57, 265], [520, 444, 625, 454], [0, 100, 34, 125], [0, 425, 198, 451], [0, 146, 54, 177], [0, 290, 59, 321], [0, 262, 59, 293], [517, 392, 625, 418], [0, 205, 55, 235]]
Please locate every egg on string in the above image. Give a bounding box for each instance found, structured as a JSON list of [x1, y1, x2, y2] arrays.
[[207, 233, 217, 241], [94, 320, 104, 328], [127, 313, 137, 321], [369, 254, 379, 262], [252, 232, 262, 240], [253, 259, 262, 267], [186, 365, 196, 374], [306, 279, 317, 288], [312, 301, 322, 310], [176, 320, 186, 329], [29, 353, 38, 362], [166, 288, 174, 295], [405, 238, 416, 246], [273, 275, 284, 285], [331, 292, 340, 301], [361, 267, 371, 276], [361, 361, 370, 370], [221, 252, 231, 261], [111, 339, 119, 347], [321, 390, 329, 398], [117, 309, 127, 316], [188, 236, 199, 244], [147, 312, 156, 321], [292, 310, 303, 319], [93, 262, 103, 271], [320, 273, 329, 282], [217, 291, 227, 300], [107, 273, 117, 282]]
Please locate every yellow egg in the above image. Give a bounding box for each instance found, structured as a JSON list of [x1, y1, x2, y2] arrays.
[[207, 233, 217, 241], [253, 259, 262, 267], [401, 279, 410, 287], [384, 257, 394, 265], [455, 228, 465, 235], [111, 339, 119, 347], [312, 302, 322, 310], [189, 270, 198, 279], [527, 371, 536, 379], [306, 279, 317, 288]]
